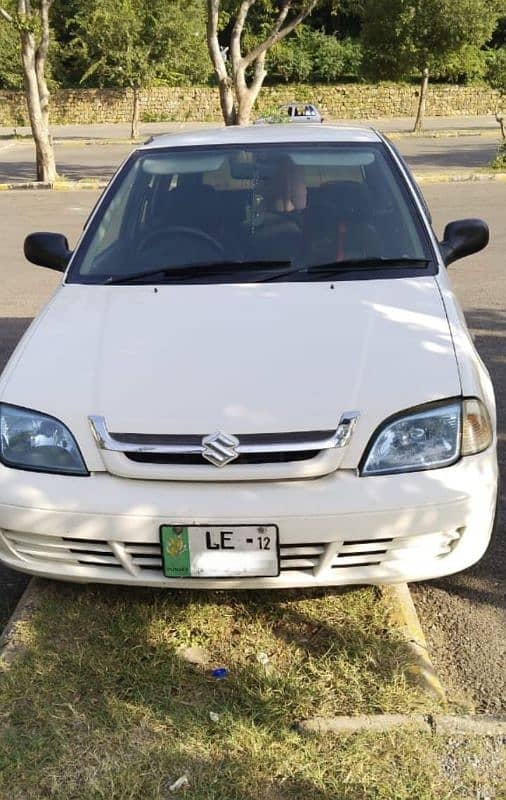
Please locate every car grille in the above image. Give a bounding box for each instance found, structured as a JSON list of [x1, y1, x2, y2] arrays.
[[88, 414, 359, 481], [1, 529, 463, 579], [125, 450, 320, 465]]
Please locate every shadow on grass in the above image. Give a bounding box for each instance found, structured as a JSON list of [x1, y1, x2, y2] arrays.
[[0, 581, 436, 799]]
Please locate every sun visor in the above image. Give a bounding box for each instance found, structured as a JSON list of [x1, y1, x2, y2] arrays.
[[141, 154, 226, 175]]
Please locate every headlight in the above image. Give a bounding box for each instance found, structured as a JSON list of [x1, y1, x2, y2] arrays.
[[361, 398, 492, 476], [0, 404, 88, 475]]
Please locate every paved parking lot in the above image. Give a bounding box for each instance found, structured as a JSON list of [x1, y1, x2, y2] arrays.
[[0, 178, 504, 711], [0, 127, 502, 184]]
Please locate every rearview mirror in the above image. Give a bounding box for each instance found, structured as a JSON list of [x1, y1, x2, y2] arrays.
[[24, 232, 72, 272], [439, 219, 489, 267]]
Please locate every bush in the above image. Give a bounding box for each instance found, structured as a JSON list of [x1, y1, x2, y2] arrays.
[[311, 32, 363, 82], [268, 27, 362, 84], [485, 47, 506, 93], [434, 44, 487, 83], [268, 34, 313, 82], [490, 141, 506, 169], [0, 22, 22, 90]]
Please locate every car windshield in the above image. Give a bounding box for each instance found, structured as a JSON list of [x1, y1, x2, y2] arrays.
[[67, 142, 434, 285]]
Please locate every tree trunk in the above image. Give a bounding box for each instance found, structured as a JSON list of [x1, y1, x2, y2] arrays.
[[234, 54, 266, 126], [413, 67, 429, 133], [218, 76, 237, 126], [20, 28, 57, 182], [495, 110, 505, 140], [131, 86, 141, 140]]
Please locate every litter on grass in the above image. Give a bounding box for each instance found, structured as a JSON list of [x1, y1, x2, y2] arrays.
[[211, 667, 229, 679], [169, 774, 190, 792]]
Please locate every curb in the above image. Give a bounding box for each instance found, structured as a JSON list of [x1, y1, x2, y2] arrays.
[[415, 171, 506, 184], [379, 583, 447, 703], [0, 578, 47, 669], [297, 714, 506, 737], [0, 180, 107, 191], [388, 128, 500, 140], [1, 173, 504, 191]]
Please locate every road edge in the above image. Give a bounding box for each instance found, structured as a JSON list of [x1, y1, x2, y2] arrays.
[[1, 172, 504, 191], [297, 713, 506, 736], [0, 577, 47, 669], [379, 583, 447, 703]]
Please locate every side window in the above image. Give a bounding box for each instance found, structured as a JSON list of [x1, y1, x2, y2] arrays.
[[78, 163, 139, 272]]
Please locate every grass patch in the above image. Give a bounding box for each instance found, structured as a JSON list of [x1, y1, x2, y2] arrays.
[[490, 141, 506, 169], [1, 583, 501, 799]]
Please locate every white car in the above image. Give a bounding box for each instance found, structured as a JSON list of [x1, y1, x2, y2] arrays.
[[255, 102, 323, 124], [0, 125, 498, 589]]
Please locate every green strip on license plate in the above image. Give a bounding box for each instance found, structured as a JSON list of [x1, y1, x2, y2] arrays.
[[160, 525, 191, 577]]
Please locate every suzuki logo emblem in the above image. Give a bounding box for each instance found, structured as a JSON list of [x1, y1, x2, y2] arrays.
[[202, 431, 240, 467]]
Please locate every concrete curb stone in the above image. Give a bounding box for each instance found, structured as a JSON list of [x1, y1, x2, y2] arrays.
[[0, 578, 48, 669], [380, 583, 447, 703], [1, 172, 504, 192], [297, 714, 506, 737]]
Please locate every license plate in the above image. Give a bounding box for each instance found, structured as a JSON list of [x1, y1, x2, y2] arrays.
[[160, 525, 279, 579]]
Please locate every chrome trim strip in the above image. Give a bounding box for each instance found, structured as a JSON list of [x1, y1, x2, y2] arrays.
[[88, 412, 359, 457]]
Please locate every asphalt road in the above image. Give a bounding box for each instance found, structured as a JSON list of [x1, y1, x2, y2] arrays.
[[0, 129, 502, 184], [414, 182, 505, 714], [0, 113, 499, 143], [0, 182, 504, 713]]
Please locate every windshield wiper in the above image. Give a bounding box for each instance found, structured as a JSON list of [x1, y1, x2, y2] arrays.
[[105, 260, 292, 285], [259, 257, 430, 282]]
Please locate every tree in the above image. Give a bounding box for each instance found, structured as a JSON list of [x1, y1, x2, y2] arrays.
[[361, 0, 503, 132], [51, 0, 211, 89], [67, 0, 206, 139], [486, 47, 506, 137], [206, 0, 319, 126], [0, 1, 57, 181]]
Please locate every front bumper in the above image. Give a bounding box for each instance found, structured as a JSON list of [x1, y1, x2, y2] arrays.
[[0, 450, 498, 589]]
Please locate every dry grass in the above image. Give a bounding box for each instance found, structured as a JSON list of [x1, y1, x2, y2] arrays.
[[0, 582, 503, 799]]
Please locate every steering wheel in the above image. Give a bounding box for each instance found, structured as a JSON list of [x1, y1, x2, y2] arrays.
[[139, 225, 225, 259]]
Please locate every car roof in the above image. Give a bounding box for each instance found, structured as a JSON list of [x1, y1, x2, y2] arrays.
[[140, 124, 381, 150]]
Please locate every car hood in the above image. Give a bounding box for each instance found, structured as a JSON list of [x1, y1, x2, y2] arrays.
[[1, 278, 460, 467]]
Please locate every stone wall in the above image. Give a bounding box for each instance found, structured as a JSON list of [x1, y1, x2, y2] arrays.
[[0, 83, 500, 126]]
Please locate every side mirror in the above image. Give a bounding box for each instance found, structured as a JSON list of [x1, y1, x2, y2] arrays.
[[439, 219, 489, 267], [24, 232, 72, 272]]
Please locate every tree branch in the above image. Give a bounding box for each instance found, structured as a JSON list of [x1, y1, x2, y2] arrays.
[[35, 0, 51, 114], [206, 0, 228, 81], [243, 0, 318, 67], [37, 0, 51, 65], [249, 50, 266, 96], [0, 6, 14, 23], [230, 0, 256, 68]]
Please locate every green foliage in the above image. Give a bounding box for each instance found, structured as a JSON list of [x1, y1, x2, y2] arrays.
[[486, 46, 506, 93], [0, 15, 22, 89], [438, 45, 488, 82], [361, 0, 503, 81], [55, 0, 210, 90], [490, 141, 506, 167], [268, 26, 362, 83], [1, 0, 504, 91]]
